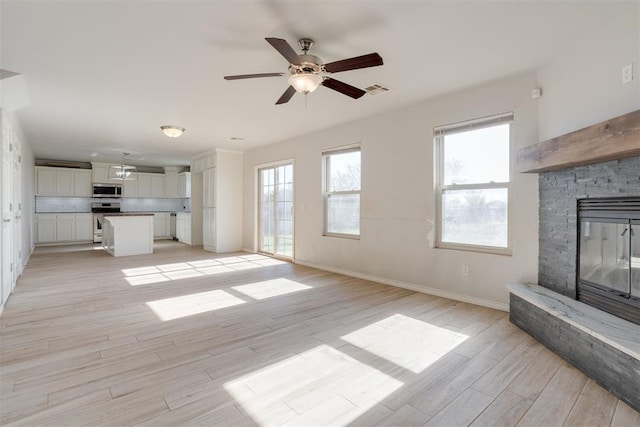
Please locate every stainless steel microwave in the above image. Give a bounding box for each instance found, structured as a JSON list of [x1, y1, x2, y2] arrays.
[[92, 183, 122, 198]]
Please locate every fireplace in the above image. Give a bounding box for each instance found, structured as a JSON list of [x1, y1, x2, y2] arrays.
[[577, 197, 640, 324]]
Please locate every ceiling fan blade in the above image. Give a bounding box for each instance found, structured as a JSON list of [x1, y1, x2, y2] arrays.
[[275, 86, 297, 105], [265, 38, 302, 66], [224, 73, 286, 80], [321, 78, 366, 99], [324, 53, 383, 73]]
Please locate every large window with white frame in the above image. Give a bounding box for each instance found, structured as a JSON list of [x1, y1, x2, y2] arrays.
[[435, 112, 513, 254], [323, 146, 361, 238]]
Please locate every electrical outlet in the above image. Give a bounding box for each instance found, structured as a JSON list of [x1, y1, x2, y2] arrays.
[[462, 265, 469, 276], [622, 64, 633, 84]]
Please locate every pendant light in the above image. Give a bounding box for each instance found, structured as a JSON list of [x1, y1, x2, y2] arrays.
[[109, 152, 137, 180]]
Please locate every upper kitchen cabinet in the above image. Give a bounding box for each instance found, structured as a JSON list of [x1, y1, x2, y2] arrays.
[[137, 173, 164, 198], [36, 167, 91, 197], [163, 167, 180, 198], [178, 172, 191, 198], [91, 162, 122, 184]]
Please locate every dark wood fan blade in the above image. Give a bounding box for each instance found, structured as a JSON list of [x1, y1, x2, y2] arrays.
[[224, 73, 285, 80], [321, 78, 366, 99], [265, 38, 302, 66], [324, 53, 383, 73], [275, 86, 297, 105]]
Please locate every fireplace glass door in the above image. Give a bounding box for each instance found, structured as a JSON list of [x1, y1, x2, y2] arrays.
[[579, 221, 631, 297]]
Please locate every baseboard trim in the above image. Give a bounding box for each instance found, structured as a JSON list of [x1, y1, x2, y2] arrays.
[[294, 259, 509, 312]]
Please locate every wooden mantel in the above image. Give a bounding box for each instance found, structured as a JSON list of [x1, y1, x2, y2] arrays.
[[517, 109, 640, 173]]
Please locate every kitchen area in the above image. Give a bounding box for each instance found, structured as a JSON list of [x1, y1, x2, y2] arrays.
[[34, 161, 193, 254]]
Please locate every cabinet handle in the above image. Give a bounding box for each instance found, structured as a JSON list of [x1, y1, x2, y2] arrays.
[[3, 219, 10, 223]]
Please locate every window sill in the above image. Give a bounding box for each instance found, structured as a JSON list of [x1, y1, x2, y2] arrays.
[[323, 233, 360, 240], [436, 242, 512, 256]]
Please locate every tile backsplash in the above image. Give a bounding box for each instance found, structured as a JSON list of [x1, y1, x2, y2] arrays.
[[36, 197, 191, 213]]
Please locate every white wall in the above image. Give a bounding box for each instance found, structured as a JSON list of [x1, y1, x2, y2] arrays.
[[537, 1, 640, 141], [243, 72, 540, 309]]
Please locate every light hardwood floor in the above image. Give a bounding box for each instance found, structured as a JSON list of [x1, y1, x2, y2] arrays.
[[1, 241, 638, 426]]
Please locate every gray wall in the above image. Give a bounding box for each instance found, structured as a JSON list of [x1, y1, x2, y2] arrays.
[[538, 157, 640, 297]]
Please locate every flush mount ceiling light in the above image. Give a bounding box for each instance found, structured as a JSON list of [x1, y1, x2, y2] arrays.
[[160, 125, 185, 138], [109, 152, 136, 181]]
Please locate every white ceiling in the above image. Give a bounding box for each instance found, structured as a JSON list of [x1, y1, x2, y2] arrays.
[[0, 0, 616, 167]]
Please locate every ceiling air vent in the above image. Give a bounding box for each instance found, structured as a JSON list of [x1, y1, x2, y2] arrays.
[[364, 83, 391, 96]]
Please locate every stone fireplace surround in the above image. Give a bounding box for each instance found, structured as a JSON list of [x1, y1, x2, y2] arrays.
[[510, 154, 640, 411]]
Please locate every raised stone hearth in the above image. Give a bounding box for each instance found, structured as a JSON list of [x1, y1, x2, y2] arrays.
[[509, 283, 639, 411]]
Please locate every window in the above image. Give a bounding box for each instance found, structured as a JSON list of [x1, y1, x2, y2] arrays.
[[323, 146, 361, 238], [435, 113, 513, 254]]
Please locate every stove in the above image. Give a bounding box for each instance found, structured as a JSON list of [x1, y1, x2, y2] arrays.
[[91, 202, 121, 243]]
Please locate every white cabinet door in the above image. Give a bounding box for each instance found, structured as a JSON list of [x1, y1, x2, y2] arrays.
[[74, 214, 93, 241], [151, 175, 164, 198], [176, 213, 191, 244], [137, 174, 152, 197], [55, 169, 74, 196], [37, 220, 56, 243], [73, 170, 92, 196], [164, 172, 178, 198], [153, 213, 169, 238], [203, 207, 215, 250], [36, 168, 56, 196], [178, 172, 191, 198], [203, 168, 216, 208], [123, 179, 137, 197], [56, 215, 75, 241], [92, 165, 110, 184]]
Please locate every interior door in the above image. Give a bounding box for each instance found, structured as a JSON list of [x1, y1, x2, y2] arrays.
[[1, 118, 13, 304], [12, 134, 21, 284], [258, 163, 293, 259]]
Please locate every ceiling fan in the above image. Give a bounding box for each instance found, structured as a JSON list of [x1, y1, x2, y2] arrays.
[[224, 37, 383, 105]]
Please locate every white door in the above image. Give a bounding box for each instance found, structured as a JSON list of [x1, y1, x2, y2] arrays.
[[258, 163, 293, 259], [12, 135, 21, 283], [1, 117, 14, 304]]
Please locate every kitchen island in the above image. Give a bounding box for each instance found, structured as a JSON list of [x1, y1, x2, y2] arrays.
[[102, 214, 154, 257]]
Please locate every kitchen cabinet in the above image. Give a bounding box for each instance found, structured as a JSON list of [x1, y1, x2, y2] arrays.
[[198, 150, 242, 253], [74, 213, 93, 241], [137, 173, 164, 198], [36, 213, 93, 243], [178, 172, 191, 198], [153, 213, 170, 238], [36, 214, 56, 243], [36, 168, 56, 195], [55, 169, 74, 195], [123, 179, 137, 197], [176, 212, 191, 244], [74, 170, 92, 196], [163, 167, 180, 198], [36, 167, 92, 196], [91, 162, 123, 184], [56, 215, 75, 241]]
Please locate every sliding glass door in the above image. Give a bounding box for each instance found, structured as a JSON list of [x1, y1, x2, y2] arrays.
[[258, 163, 293, 259]]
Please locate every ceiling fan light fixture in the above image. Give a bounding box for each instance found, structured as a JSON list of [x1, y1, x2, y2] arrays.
[[288, 73, 322, 94], [160, 125, 185, 138]]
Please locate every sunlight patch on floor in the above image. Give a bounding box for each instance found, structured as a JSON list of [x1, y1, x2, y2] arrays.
[[146, 289, 246, 321], [122, 254, 286, 286], [224, 344, 403, 426], [341, 314, 469, 373], [232, 278, 312, 300]]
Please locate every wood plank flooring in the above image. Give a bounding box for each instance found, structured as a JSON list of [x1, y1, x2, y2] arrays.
[[1, 241, 637, 426]]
